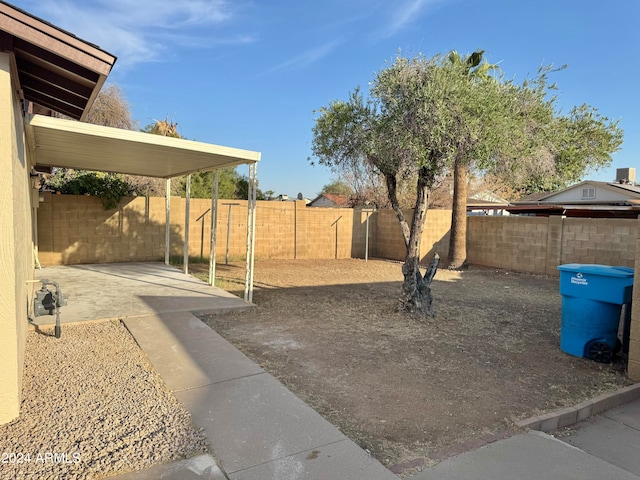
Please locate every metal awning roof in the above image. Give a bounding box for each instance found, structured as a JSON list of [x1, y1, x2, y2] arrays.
[[26, 114, 260, 178]]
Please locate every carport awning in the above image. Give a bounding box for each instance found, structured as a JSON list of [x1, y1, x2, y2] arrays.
[[25, 114, 260, 178]]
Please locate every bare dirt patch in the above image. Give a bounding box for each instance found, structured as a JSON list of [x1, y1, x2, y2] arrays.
[[195, 259, 630, 475]]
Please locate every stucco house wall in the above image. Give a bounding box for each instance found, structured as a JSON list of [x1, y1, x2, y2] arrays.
[[0, 52, 34, 424]]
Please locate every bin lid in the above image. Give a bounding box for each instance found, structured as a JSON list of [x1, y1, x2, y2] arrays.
[[557, 264, 634, 278]]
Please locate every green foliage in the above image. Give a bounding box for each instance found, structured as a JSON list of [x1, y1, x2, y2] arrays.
[[46, 169, 136, 209], [485, 66, 623, 195], [319, 180, 353, 196], [176, 168, 266, 200], [311, 52, 509, 202]]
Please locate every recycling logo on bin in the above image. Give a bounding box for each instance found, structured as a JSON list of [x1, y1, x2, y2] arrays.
[[570, 272, 588, 286]]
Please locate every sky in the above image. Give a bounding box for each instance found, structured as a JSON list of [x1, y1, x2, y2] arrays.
[[11, 0, 640, 198]]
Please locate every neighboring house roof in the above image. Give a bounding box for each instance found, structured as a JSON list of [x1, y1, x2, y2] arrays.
[[0, 1, 117, 120], [308, 193, 352, 208], [467, 191, 509, 209], [513, 181, 640, 205], [508, 180, 640, 218], [515, 191, 548, 203], [467, 199, 509, 209]]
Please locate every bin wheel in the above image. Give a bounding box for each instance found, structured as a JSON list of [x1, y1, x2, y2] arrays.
[[587, 341, 613, 364]]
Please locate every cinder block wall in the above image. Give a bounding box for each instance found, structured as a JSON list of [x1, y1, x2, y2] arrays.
[[371, 209, 451, 264], [37, 196, 362, 265], [629, 220, 640, 380], [561, 218, 636, 267], [38, 195, 638, 273], [38, 194, 167, 265], [467, 216, 550, 274], [467, 215, 636, 275]]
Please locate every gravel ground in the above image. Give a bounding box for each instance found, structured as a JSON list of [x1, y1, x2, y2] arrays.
[[0, 321, 207, 480]]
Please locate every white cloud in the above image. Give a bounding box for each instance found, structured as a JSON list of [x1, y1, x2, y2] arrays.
[[377, 0, 445, 39], [19, 0, 253, 67], [265, 40, 343, 74]]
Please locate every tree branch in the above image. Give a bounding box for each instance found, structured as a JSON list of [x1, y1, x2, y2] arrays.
[[385, 173, 411, 248]]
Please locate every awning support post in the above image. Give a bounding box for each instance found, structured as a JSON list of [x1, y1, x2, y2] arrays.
[[184, 174, 191, 274], [165, 178, 171, 265], [244, 162, 257, 303], [208, 171, 219, 286]]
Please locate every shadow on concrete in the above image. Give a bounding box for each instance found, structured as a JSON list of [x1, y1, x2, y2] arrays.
[[32, 262, 251, 325]]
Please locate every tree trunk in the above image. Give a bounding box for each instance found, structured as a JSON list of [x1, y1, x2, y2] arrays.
[[386, 167, 439, 316], [448, 158, 468, 269], [400, 252, 439, 316]]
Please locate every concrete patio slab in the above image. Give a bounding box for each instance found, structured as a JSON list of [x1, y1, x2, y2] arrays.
[[605, 399, 640, 430], [228, 438, 397, 480], [561, 415, 640, 475], [113, 454, 226, 480], [412, 431, 640, 480], [123, 312, 263, 392], [32, 262, 251, 325], [174, 373, 350, 475]]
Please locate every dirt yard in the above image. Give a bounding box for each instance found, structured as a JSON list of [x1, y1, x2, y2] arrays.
[[193, 259, 631, 476]]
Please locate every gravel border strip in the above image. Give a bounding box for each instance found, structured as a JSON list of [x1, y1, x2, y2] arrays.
[[0, 320, 208, 480]]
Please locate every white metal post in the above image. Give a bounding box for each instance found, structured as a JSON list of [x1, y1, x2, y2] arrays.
[[249, 162, 257, 302], [226, 204, 232, 265], [184, 174, 191, 274], [165, 178, 171, 265], [208, 171, 219, 286], [244, 162, 258, 303], [365, 210, 370, 262]]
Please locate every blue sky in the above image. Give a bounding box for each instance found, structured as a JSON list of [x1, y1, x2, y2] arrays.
[[12, 0, 640, 198]]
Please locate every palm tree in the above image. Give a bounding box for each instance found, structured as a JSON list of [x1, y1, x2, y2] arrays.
[[148, 117, 181, 137], [446, 51, 499, 269]]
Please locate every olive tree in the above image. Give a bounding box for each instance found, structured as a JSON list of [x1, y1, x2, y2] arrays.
[[312, 53, 507, 315], [447, 65, 623, 268]]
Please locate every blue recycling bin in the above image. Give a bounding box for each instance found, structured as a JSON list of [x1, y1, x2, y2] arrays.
[[557, 264, 634, 363]]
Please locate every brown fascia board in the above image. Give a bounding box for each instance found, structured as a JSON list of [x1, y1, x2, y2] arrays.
[[0, 1, 116, 120], [0, 2, 116, 75]]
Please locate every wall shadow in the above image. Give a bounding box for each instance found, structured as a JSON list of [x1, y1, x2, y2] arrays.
[[37, 193, 183, 265]]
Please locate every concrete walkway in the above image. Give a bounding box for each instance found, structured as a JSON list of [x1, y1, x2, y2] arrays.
[[120, 311, 396, 479], [413, 395, 640, 480]]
